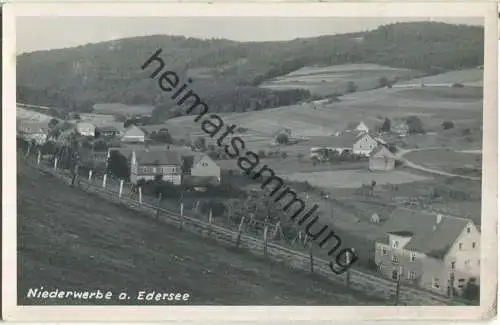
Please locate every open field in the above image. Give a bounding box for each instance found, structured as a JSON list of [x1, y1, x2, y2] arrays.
[[93, 103, 155, 115], [16, 106, 53, 122], [395, 68, 483, 87], [260, 64, 421, 96], [404, 149, 481, 176], [17, 163, 382, 305], [165, 83, 482, 149], [281, 169, 432, 189]]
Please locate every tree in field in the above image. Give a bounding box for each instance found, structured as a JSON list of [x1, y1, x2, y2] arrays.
[[346, 81, 358, 93], [442, 121, 455, 130], [378, 76, 392, 88], [194, 136, 207, 151], [275, 132, 289, 145], [107, 151, 130, 180], [48, 118, 59, 129], [406, 116, 425, 134], [381, 118, 392, 132]]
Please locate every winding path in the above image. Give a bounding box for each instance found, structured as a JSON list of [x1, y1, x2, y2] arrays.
[[394, 147, 481, 181]]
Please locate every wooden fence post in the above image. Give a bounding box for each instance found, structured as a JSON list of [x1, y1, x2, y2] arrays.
[[394, 265, 403, 305], [236, 216, 245, 248], [207, 209, 213, 237], [345, 250, 351, 288], [24, 143, 32, 159], [102, 174, 107, 188], [118, 179, 124, 199], [156, 192, 163, 220], [138, 186, 142, 205], [263, 224, 269, 257], [37, 151, 41, 166], [53, 157, 58, 170], [179, 202, 184, 230], [309, 238, 314, 274], [88, 170, 93, 184]]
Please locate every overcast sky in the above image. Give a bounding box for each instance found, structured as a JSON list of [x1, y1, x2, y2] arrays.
[[16, 16, 483, 54]]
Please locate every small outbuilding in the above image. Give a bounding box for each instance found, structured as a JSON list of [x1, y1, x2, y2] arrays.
[[369, 145, 396, 171]]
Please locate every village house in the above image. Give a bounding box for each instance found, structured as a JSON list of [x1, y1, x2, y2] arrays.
[[121, 125, 146, 143], [392, 121, 410, 137], [130, 149, 182, 185], [98, 125, 122, 137], [310, 132, 379, 159], [374, 208, 480, 296], [184, 152, 221, 182], [369, 145, 396, 171], [75, 122, 96, 137], [17, 120, 49, 145], [344, 120, 371, 135]]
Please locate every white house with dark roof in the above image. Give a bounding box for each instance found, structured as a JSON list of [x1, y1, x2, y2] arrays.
[[75, 122, 96, 137], [374, 207, 480, 296], [121, 125, 146, 143], [310, 132, 379, 159]]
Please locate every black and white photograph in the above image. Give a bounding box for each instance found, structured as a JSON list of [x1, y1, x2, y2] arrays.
[[3, 1, 497, 322]]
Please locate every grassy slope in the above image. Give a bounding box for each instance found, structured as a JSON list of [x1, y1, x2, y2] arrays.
[[17, 163, 383, 305]]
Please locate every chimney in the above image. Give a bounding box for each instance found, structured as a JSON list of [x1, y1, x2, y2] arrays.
[[437, 214, 443, 225]]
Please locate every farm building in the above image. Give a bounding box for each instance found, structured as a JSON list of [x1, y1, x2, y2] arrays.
[[75, 122, 96, 137], [343, 120, 371, 135], [374, 208, 480, 296], [121, 125, 146, 143], [310, 132, 379, 158], [17, 120, 49, 145], [369, 146, 396, 171], [130, 149, 182, 185], [182, 152, 221, 182], [392, 121, 410, 137], [98, 125, 122, 137]]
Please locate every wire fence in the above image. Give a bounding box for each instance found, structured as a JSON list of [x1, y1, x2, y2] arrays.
[[22, 151, 467, 306]]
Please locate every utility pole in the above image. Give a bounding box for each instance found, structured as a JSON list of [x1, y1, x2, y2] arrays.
[[394, 265, 403, 306]]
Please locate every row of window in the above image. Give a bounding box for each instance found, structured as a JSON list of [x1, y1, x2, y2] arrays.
[[392, 269, 417, 281], [458, 241, 477, 250], [383, 247, 416, 263], [140, 166, 178, 174]]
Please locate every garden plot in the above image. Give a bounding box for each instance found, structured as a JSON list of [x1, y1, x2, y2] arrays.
[[281, 170, 432, 189]]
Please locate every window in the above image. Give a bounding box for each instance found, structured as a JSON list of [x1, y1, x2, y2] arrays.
[[472, 242, 476, 249], [451, 261, 456, 270], [382, 247, 388, 255], [392, 240, 399, 249], [459, 243, 463, 250], [409, 252, 417, 262], [467, 227, 471, 233], [432, 278, 440, 289], [408, 270, 416, 280], [392, 270, 399, 281], [391, 254, 399, 264]]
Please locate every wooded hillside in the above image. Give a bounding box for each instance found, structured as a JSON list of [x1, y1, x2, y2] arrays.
[[17, 21, 483, 122]]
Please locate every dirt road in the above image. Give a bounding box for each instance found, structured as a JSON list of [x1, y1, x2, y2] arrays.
[[17, 163, 383, 305]]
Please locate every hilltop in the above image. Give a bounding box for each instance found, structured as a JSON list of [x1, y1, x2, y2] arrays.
[[17, 21, 483, 122]]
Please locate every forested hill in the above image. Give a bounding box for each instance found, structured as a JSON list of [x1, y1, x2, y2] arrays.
[[17, 21, 483, 121]]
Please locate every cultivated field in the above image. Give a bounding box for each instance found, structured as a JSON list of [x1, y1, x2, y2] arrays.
[[17, 163, 382, 305], [395, 68, 483, 87], [93, 103, 155, 115], [260, 64, 421, 96], [16, 106, 53, 122], [281, 170, 432, 189]]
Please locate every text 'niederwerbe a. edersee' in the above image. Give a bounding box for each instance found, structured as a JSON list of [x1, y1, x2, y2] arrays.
[[139, 49, 358, 274]]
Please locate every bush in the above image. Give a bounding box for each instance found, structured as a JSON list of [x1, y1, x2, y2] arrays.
[[442, 121, 455, 130], [381, 118, 391, 132], [406, 116, 425, 134], [275, 133, 289, 145], [346, 81, 358, 93], [281, 152, 288, 159], [257, 149, 266, 158]]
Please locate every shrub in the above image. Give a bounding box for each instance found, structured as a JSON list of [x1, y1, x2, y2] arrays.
[[381, 118, 391, 132], [276, 133, 289, 145], [257, 149, 266, 158], [346, 81, 358, 93], [442, 121, 455, 130], [406, 116, 425, 134]]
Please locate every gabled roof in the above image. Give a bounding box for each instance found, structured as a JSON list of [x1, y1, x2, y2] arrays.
[[136, 150, 181, 166], [122, 125, 145, 137], [99, 125, 120, 132], [17, 120, 49, 133], [370, 145, 395, 159], [379, 207, 472, 258], [76, 122, 95, 129], [310, 133, 359, 148]]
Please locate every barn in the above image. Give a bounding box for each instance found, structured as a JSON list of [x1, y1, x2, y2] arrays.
[[369, 146, 396, 171]]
